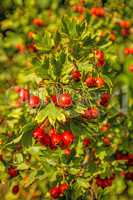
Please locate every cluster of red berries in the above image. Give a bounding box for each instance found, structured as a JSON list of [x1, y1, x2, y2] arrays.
[[124, 47, 133, 55], [95, 50, 105, 67], [83, 107, 99, 119], [100, 92, 111, 107], [96, 174, 115, 188], [32, 127, 74, 153], [50, 183, 69, 199], [85, 76, 105, 88], [115, 151, 133, 166], [73, 4, 85, 15], [118, 20, 130, 37], [90, 7, 105, 17]]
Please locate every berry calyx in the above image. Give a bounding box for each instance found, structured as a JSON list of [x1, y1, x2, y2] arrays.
[[29, 95, 40, 108], [58, 93, 72, 108], [62, 131, 74, 147]]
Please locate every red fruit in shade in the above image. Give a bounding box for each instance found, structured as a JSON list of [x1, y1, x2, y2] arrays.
[[15, 43, 25, 53], [59, 183, 69, 194], [84, 108, 99, 119], [90, 7, 105, 17], [40, 134, 51, 146], [19, 88, 30, 101], [96, 175, 114, 188], [73, 4, 85, 15], [51, 133, 62, 146], [62, 131, 74, 146], [119, 20, 130, 28], [71, 70, 81, 81], [50, 186, 61, 199], [121, 28, 129, 37], [96, 59, 105, 67], [51, 95, 57, 104], [85, 76, 96, 87], [27, 43, 37, 53], [32, 127, 44, 140], [124, 48, 133, 55], [96, 77, 105, 87], [12, 185, 19, 194], [8, 167, 18, 177], [28, 31, 35, 39], [58, 93, 72, 108], [15, 86, 21, 93], [95, 50, 104, 60], [83, 137, 91, 147], [29, 95, 40, 108], [102, 136, 111, 146], [100, 123, 110, 132], [115, 151, 128, 160], [32, 18, 44, 27], [100, 92, 111, 107], [64, 148, 71, 155], [125, 172, 133, 181], [128, 64, 133, 73]]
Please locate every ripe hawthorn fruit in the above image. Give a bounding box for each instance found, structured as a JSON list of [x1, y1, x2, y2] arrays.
[[8, 167, 18, 177], [12, 185, 19, 194], [51, 132, 62, 146], [50, 186, 61, 199], [96, 77, 105, 87], [85, 76, 96, 87], [84, 108, 99, 119], [32, 18, 44, 27], [29, 95, 40, 108], [95, 50, 104, 60], [83, 137, 91, 147], [58, 93, 72, 108], [32, 127, 44, 140], [19, 88, 30, 101], [102, 136, 111, 146], [100, 92, 111, 107], [62, 131, 74, 147], [59, 183, 69, 194], [90, 7, 105, 17], [71, 70, 81, 81]]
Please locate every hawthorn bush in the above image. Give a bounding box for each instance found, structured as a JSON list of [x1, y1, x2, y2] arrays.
[[0, 0, 133, 200]]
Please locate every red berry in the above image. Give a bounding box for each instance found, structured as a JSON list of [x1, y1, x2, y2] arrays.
[[124, 48, 133, 55], [96, 59, 105, 67], [90, 7, 105, 17], [32, 127, 44, 140], [125, 172, 133, 181], [119, 20, 130, 28], [8, 167, 18, 177], [12, 185, 19, 194], [100, 92, 111, 107], [100, 123, 110, 132], [62, 131, 74, 147], [73, 4, 85, 15], [115, 151, 128, 160], [50, 186, 61, 199], [64, 148, 71, 155], [121, 28, 129, 37], [14, 86, 21, 93], [110, 32, 116, 41], [51, 133, 62, 146], [96, 77, 105, 87], [28, 31, 35, 39], [59, 183, 69, 194], [71, 70, 81, 81], [51, 95, 57, 104], [19, 88, 30, 101], [83, 137, 91, 147], [84, 108, 99, 119], [40, 134, 51, 146], [29, 95, 40, 108], [58, 93, 72, 108], [85, 76, 96, 87], [15, 43, 25, 54], [32, 18, 44, 27], [95, 50, 104, 60], [102, 136, 111, 146]]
